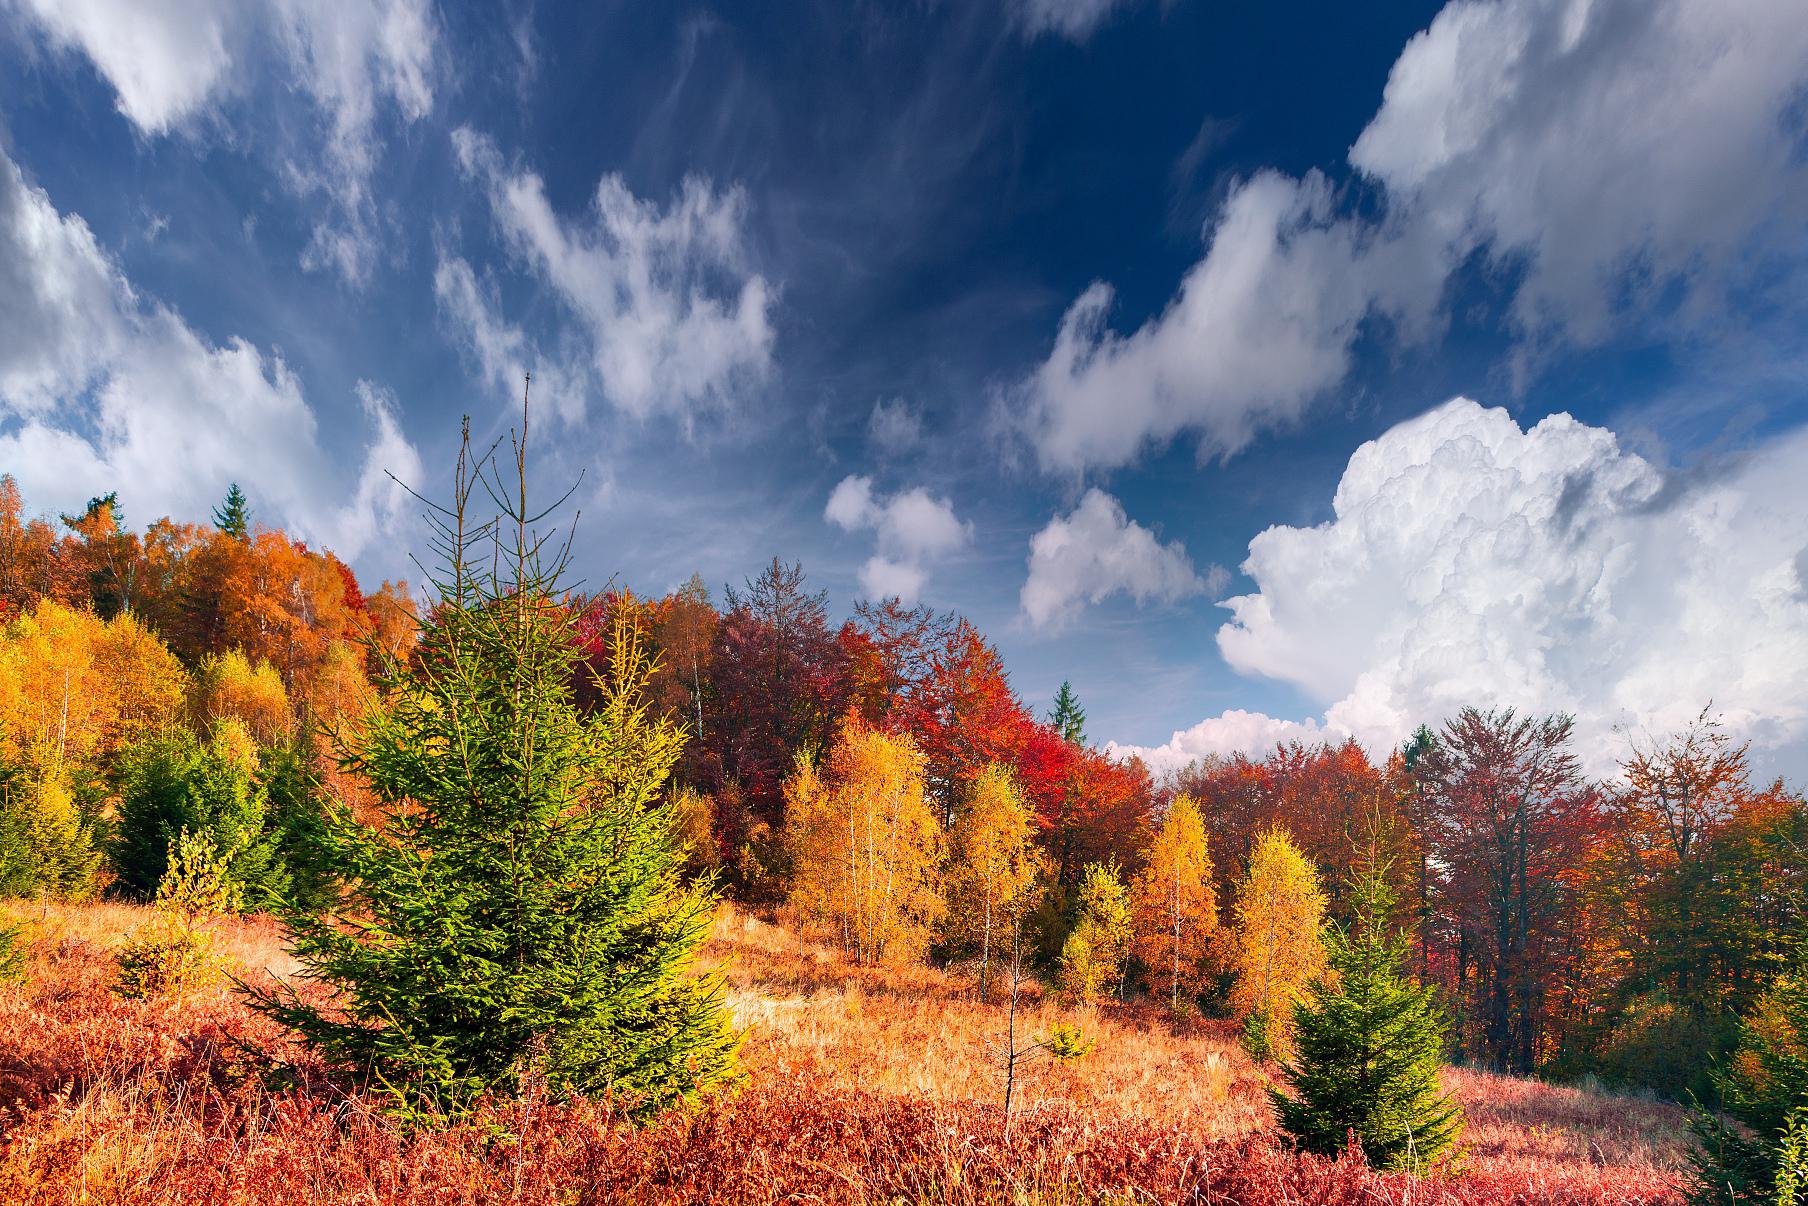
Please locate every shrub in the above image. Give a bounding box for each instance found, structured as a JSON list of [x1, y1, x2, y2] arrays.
[[0, 912, 22, 980], [1040, 1019, 1096, 1063], [112, 722, 286, 907], [115, 827, 237, 999], [1689, 973, 1808, 1204]]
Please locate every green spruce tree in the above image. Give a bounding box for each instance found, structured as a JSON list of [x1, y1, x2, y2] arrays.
[[1271, 854, 1463, 1172], [251, 406, 739, 1116], [112, 722, 287, 907], [213, 482, 250, 539], [1049, 681, 1087, 746]]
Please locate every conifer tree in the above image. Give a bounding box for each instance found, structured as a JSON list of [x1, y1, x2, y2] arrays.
[[1271, 856, 1463, 1172], [1049, 681, 1087, 746], [213, 483, 250, 539], [251, 407, 739, 1115]]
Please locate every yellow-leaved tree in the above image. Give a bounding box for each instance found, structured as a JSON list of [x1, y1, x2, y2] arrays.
[[1229, 825, 1330, 1059], [0, 600, 186, 898], [944, 763, 1044, 999], [786, 714, 944, 964], [1131, 793, 1217, 1011], [189, 649, 294, 747]]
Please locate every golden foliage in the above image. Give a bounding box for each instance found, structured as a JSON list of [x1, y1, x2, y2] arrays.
[[785, 714, 945, 965], [1228, 825, 1329, 1057], [189, 649, 294, 747], [1132, 794, 1217, 1010], [945, 763, 1044, 997]]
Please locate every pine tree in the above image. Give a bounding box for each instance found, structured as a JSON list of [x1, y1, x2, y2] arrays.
[[250, 408, 739, 1116], [213, 483, 250, 539], [1271, 856, 1463, 1172], [1049, 681, 1087, 746]]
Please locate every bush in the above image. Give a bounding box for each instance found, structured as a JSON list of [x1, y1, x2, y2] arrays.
[[1690, 973, 1808, 1204], [0, 912, 23, 981], [115, 827, 238, 999], [1595, 993, 1734, 1103]]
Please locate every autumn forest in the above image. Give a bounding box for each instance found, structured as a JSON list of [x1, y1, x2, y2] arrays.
[[0, 424, 1802, 1206]]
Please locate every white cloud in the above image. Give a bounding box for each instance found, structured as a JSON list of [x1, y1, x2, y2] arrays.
[[432, 254, 587, 425], [452, 128, 775, 421], [1020, 487, 1205, 629], [1352, 0, 1808, 346], [0, 145, 419, 563], [1018, 0, 1808, 470], [12, 0, 438, 285], [1185, 397, 1808, 773], [1012, 0, 1144, 42], [825, 474, 970, 603], [1108, 710, 1330, 777], [868, 397, 923, 453]]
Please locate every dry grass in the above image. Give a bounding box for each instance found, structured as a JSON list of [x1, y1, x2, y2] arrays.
[[0, 900, 1692, 1204]]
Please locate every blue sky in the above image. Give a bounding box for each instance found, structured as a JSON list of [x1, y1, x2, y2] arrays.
[[4, 0, 1808, 777]]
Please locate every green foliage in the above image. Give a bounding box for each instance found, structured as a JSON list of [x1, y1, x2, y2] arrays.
[[249, 422, 740, 1117], [111, 722, 285, 907], [0, 773, 108, 901], [257, 739, 338, 912], [1780, 1112, 1808, 1206], [1690, 973, 1808, 1204], [0, 912, 24, 981], [1241, 1008, 1276, 1062], [213, 482, 250, 539], [1040, 1019, 1095, 1063], [1271, 859, 1463, 1173], [1048, 681, 1087, 746], [1591, 993, 1735, 1104], [115, 827, 237, 999]]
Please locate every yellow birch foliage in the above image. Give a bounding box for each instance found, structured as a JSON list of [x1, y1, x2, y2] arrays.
[[0, 599, 186, 772], [786, 714, 944, 965], [189, 649, 294, 747], [1131, 794, 1217, 1009], [1229, 825, 1330, 1054], [944, 763, 1044, 998]]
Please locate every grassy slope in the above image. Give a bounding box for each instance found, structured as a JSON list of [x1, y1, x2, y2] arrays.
[[0, 901, 1690, 1204]]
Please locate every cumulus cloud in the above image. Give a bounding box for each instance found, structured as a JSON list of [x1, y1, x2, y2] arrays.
[[452, 128, 775, 422], [1018, 0, 1808, 470], [1127, 397, 1808, 774], [1108, 710, 1329, 776], [12, 0, 438, 284], [1020, 488, 1207, 629], [825, 475, 971, 603], [0, 145, 420, 562]]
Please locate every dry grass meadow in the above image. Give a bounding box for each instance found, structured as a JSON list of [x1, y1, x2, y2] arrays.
[[0, 900, 1693, 1204]]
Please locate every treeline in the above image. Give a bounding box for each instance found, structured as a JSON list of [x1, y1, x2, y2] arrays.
[[2, 474, 1805, 1115], [0, 477, 416, 905]]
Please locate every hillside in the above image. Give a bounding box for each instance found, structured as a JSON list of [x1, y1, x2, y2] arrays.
[[0, 902, 1689, 1205]]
